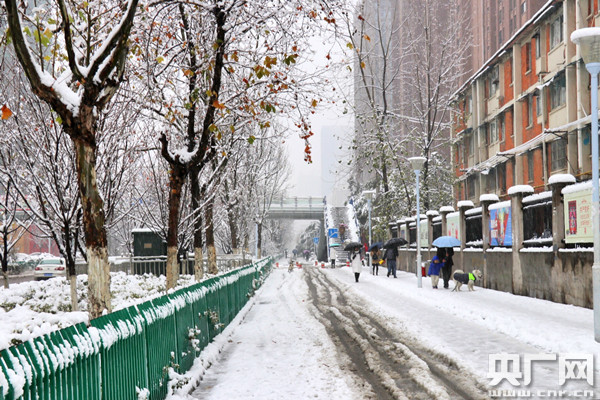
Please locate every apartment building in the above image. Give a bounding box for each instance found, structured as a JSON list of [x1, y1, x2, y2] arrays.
[[453, 0, 598, 203]]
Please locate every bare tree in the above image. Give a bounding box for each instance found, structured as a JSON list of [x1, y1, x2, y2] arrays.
[[3, 0, 140, 318]]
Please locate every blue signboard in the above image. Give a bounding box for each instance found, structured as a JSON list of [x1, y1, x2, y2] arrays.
[[489, 205, 512, 246], [328, 228, 338, 238], [313, 237, 319, 244]]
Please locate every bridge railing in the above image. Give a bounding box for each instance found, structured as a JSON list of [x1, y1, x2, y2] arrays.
[[272, 196, 325, 209]]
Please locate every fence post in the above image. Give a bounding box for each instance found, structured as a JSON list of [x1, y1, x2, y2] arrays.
[[549, 174, 576, 253], [439, 206, 454, 237], [480, 195, 499, 288], [509, 185, 534, 295], [458, 201, 474, 271]]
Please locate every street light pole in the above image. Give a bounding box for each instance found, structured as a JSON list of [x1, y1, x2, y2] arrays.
[[408, 157, 427, 289], [572, 28, 600, 341]]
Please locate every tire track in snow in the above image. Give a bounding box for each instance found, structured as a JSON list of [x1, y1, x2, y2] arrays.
[[305, 267, 491, 400]]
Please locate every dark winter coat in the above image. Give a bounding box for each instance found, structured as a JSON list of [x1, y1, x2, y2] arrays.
[[453, 272, 476, 284], [384, 247, 398, 261], [428, 256, 443, 276]]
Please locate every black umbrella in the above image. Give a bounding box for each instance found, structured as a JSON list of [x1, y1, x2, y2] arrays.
[[384, 237, 408, 248], [344, 242, 363, 251], [368, 242, 384, 251]]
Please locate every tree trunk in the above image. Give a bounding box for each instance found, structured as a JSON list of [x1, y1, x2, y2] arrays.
[[70, 274, 79, 311], [73, 137, 111, 318], [228, 209, 239, 254], [190, 167, 204, 281], [257, 222, 263, 259], [2, 271, 8, 289], [194, 247, 204, 281], [205, 199, 218, 274], [166, 165, 187, 289]]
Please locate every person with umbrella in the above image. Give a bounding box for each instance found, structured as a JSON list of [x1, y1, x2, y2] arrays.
[[344, 242, 363, 282], [432, 236, 460, 289], [383, 238, 405, 278], [368, 242, 383, 275]]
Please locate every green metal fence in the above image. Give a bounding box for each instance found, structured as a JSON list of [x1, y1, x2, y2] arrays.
[[0, 257, 273, 400]]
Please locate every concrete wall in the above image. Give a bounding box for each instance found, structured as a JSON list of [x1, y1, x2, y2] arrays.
[[395, 248, 593, 308]]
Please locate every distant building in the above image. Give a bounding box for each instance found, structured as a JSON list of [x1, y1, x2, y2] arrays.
[[452, 0, 596, 203]]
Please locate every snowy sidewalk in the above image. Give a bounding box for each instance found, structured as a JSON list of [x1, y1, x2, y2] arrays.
[[170, 262, 600, 399]]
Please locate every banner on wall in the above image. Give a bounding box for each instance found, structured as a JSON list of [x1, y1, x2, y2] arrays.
[[564, 187, 593, 244], [399, 225, 407, 240], [419, 219, 428, 248], [489, 204, 512, 246], [446, 213, 460, 239]]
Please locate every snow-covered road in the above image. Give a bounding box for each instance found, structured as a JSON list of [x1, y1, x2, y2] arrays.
[[170, 261, 600, 399]]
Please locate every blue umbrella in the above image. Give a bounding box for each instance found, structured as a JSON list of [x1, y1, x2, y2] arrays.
[[368, 242, 383, 251], [432, 236, 461, 248]]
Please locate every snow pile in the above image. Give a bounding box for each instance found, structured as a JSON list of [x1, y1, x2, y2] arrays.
[[439, 206, 455, 213], [548, 173, 576, 185], [456, 200, 474, 208], [507, 185, 534, 195], [0, 272, 198, 350], [345, 202, 360, 242], [479, 194, 499, 202]]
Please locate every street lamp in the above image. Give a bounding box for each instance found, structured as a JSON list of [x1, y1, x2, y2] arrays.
[[572, 28, 600, 341], [362, 190, 376, 271], [408, 156, 427, 288]]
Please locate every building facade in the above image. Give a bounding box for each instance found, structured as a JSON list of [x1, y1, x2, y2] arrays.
[[453, 0, 598, 203]]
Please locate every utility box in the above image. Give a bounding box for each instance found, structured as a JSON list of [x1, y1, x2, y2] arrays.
[[132, 229, 167, 275], [133, 229, 166, 257]]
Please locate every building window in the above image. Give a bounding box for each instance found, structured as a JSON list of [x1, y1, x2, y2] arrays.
[[499, 113, 505, 142], [550, 14, 563, 50], [489, 65, 499, 97], [521, 1, 527, 14], [469, 132, 474, 155], [534, 33, 541, 58], [550, 72, 566, 110], [527, 151, 534, 182], [467, 176, 476, 199], [528, 94, 534, 126], [490, 120, 498, 143], [525, 42, 531, 72], [498, 163, 506, 193], [536, 92, 542, 116], [551, 137, 567, 171]]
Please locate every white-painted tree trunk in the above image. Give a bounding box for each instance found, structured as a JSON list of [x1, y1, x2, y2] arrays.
[[166, 246, 179, 289], [194, 247, 204, 282], [87, 247, 111, 317]]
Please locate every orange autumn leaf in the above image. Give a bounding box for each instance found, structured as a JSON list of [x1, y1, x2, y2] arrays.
[[212, 100, 225, 110], [1, 104, 13, 120]]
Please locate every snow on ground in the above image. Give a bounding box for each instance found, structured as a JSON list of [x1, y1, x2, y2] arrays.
[[168, 260, 600, 399], [0, 272, 197, 349]]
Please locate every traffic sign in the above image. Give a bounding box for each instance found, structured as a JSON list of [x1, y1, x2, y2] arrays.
[[328, 228, 338, 238], [313, 237, 319, 244]]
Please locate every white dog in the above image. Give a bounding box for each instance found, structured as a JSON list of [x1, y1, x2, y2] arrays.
[[452, 269, 482, 292]]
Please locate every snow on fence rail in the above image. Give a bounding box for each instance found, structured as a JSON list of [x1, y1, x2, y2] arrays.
[[0, 257, 273, 400]]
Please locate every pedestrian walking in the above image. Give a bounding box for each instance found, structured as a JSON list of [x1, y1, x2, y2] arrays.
[[351, 250, 362, 282], [384, 246, 398, 278], [428, 248, 445, 289], [371, 247, 382, 275], [330, 246, 337, 268], [442, 248, 454, 289]]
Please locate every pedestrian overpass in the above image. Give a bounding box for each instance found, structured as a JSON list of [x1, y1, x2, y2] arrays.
[[266, 196, 325, 220]]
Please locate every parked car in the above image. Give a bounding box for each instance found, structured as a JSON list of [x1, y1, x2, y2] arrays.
[[33, 258, 66, 280]]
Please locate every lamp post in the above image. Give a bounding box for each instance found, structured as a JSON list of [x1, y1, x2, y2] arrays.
[[408, 156, 427, 288], [362, 190, 376, 270], [572, 28, 600, 341]]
